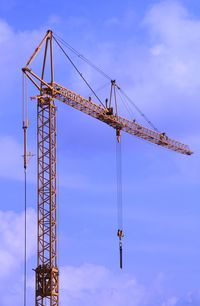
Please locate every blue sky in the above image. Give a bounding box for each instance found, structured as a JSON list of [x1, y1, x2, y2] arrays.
[[0, 0, 200, 305]]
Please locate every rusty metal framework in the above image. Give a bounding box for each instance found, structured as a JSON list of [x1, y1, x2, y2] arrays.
[[22, 30, 193, 306]]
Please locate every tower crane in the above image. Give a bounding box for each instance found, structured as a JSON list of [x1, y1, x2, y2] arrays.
[[22, 30, 193, 306]]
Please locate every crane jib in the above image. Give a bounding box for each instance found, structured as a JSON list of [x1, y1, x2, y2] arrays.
[[42, 83, 192, 156]]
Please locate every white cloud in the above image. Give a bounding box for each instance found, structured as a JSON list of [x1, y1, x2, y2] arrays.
[[0, 208, 36, 306], [144, 1, 200, 46], [0, 19, 13, 43], [59, 264, 200, 306], [0, 134, 99, 188], [0, 20, 44, 112], [143, 1, 200, 90], [60, 263, 147, 306], [0, 208, 36, 278], [0, 136, 24, 181], [0, 135, 36, 183], [105, 10, 136, 28], [150, 43, 166, 56], [162, 296, 178, 306], [105, 17, 120, 27], [0, 208, 198, 306], [48, 14, 62, 25]]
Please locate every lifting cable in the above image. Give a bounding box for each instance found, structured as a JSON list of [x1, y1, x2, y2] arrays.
[[22, 73, 28, 306], [116, 129, 124, 269], [24, 167, 27, 306]]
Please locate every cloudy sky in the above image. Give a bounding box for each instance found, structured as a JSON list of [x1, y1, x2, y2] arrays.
[[0, 0, 200, 305]]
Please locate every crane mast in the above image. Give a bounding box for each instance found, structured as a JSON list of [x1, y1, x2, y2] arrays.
[[22, 30, 193, 306], [36, 96, 58, 306], [23, 31, 59, 306], [36, 34, 59, 306]]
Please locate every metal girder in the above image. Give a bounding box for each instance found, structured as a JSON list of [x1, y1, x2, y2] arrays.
[[22, 65, 193, 155], [36, 96, 59, 306], [48, 83, 192, 156]]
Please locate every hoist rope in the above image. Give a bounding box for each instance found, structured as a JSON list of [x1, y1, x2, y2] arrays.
[[53, 35, 105, 108], [24, 169, 27, 306], [22, 73, 25, 126], [116, 135, 124, 269], [116, 138, 123, 232]]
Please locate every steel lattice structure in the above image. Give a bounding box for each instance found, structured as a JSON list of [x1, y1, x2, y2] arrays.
[[36, 97, 58, 306], [22, 30, 193, 306]]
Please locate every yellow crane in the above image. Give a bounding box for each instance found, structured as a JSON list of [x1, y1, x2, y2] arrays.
[[22, 30, 192, 306]]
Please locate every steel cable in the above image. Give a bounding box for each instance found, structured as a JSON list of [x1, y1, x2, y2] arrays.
[[24, 169, 27, 306], [53, 36, 105, 108], [53, 33, 112, 81], [53, 32, 159, 131]]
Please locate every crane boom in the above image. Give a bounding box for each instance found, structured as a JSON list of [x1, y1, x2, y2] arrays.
[[23, 65, 193, 155], [41, 82, 192, 156]]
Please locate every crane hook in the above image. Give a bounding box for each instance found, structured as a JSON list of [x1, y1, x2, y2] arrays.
[[117, 229, 124, 269], [116, 128, 121, 143]]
